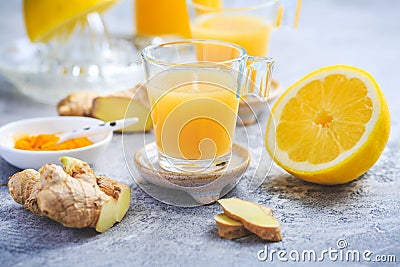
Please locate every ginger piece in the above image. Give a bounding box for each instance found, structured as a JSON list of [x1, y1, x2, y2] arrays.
[[215, 205, 274, 240], [57, 85, 153, 132], [91, 85, 152, 132], [217, 198, 282, 241], [57, 91, 98, 116], [8, 157, 131, 233], [60, 156, 131, 223], [60, 156, 131, 224], [96, 176, 131, 222], [8, 169, 42, 215], [9, 165, 115, 232], [214, 214, 252, 240]]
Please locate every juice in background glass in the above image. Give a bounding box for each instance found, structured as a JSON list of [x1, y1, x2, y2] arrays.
[[135, 0, 191, 40], [191, 14, 273, 56], [147, 69, 239, 161], [189, 0, 301, 57], [189, 0, 301, 126]]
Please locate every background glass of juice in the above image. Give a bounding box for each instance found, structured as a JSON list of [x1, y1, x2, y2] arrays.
[[141, 40, 274, 173], [134, 0, 191, 50], [189, 0, 300, 126], [189, 0, 301, 57]]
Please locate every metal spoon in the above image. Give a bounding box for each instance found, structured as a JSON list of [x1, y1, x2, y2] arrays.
[[57, 117, 139, 144]]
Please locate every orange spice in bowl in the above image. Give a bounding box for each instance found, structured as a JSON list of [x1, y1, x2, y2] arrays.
[[14, 134, 93, 151]]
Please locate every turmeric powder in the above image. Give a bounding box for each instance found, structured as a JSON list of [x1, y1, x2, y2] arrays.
[[14, 133, 93, 151]]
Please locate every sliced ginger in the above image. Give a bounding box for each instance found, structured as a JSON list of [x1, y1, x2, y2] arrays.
[[215, 204, 273, 240], [214, 214, 251, 240], [91, 86, 152, 132], [95, 175, 131, 222], [216, 198, 282, 241], [8, 156, 131, 233]]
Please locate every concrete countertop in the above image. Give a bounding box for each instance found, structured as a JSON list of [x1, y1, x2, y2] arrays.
[[0, 0, 399, 266]]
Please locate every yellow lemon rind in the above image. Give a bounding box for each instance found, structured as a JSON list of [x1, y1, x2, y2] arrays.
[[24, 0, 119, 42], [265, 65, 390, 185]]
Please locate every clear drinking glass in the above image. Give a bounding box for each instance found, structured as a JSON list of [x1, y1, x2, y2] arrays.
[[134, 0, 191, 50], [141, 39, 274, 173], [187, 0, 300, 125], [188, 0, 301, 56]]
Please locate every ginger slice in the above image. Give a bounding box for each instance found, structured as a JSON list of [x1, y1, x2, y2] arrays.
[[215, 205, 274, 240], [57, 85, 153, 132], [215, 214, 251, 240], [217, 198, 282, 241], [96, 175, 130, 222], [91, 85, 152, 132]]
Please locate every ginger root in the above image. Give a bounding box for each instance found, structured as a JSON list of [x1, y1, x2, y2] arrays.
[[8, 156, 131, 233], [57, 85, 152, 132], [8, 169, 42, 215], [216, 198, 282, 241], [57, 91, 98, 116]]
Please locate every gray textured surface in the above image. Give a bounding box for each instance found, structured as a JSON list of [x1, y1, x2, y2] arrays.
[[0, 0, 399, 266]]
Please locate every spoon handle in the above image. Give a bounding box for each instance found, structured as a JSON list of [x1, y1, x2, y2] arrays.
[[57, 118, 139, 144]]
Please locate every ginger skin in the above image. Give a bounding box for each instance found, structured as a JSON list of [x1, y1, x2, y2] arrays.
[[57, 91, 98, 116], [61, 156, 131, 222], [8, 157, 131, 232], [8, 169, 42, 215]]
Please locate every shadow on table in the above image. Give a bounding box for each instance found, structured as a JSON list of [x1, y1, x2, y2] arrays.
[[258, 165, 368, 207]]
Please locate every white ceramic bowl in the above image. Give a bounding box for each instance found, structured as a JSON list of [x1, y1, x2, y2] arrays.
[[0, 116, 113, 169]]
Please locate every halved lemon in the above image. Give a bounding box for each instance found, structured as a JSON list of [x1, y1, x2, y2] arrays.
[[24, 0, 119, 42], [265, 65, 390, 185]]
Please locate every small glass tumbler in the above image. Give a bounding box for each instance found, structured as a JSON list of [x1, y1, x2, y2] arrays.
[[141, 39, 274, 173]]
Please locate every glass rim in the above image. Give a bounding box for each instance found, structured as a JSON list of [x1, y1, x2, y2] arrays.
[[141, 39, 248, 67], [188, 0, 277, 13]]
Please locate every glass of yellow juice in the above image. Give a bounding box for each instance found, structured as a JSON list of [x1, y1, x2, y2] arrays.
[[189, 0, 301, 56], [134, 0, 191, 49], [141, 40, 274, 173]]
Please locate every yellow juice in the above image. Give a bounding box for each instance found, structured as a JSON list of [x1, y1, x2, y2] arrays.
[[147, 69, 239, 160], [191, 14, 273, 56], [135, 0, 191, 38]]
